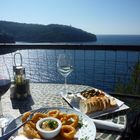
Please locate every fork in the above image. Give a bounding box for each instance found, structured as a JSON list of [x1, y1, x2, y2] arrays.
[[0, 111, 35, 140]]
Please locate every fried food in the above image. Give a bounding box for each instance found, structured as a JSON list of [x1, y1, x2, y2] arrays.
[[23, 124, 41, 139], [31, 112, 48, 123], [47, 109, 60, 118], [60, 125, 76, 139], [21, 111, 48, 139], [21, 111, 32, 123], [26, 121, 36, 129], [58, 113, 68, 125], [66, 114, 79, 128], [21, 110, 79, 139]]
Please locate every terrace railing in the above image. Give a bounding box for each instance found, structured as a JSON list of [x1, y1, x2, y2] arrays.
[[1, 44, 140, 95]]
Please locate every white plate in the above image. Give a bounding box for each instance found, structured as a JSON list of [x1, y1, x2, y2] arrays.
[[5, 107, 96, 140], [65, 88, 129, 118]]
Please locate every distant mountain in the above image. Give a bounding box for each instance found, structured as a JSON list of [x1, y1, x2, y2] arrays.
[[0, 33, 15, 43], [0, 20, 96, 43]]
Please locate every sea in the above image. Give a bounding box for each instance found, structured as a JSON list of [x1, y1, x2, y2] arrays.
[[2, 35, 140, 92], [83, 35, 140, 45]]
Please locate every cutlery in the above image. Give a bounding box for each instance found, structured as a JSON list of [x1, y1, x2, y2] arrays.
[[0, 111, 35, 140], [62, 96, 126, 132]]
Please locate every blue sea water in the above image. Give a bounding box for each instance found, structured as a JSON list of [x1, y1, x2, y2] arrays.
[[3, 35, 140, 92], [85, 35, 140, 45], [15, 35, 140, 45]]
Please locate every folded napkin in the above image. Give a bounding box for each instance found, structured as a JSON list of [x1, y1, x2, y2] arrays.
[[72, 105, 125, 132], [92, 119, 125, 132]]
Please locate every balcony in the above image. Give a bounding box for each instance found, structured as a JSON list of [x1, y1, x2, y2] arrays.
[[1, 44, 140, 139]]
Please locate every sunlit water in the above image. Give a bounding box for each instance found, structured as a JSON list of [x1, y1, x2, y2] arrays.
[[2, 35, 140, 92]]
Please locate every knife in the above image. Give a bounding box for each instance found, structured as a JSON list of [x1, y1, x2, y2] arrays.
[[62, 96, 125, 132]]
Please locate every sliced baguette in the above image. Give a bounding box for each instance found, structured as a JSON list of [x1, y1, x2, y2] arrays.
[[79, 95, 117, 114]]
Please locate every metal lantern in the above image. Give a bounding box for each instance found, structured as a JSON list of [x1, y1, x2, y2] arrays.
[[11, 53, 30, 100], [13, 53, 26, 85]]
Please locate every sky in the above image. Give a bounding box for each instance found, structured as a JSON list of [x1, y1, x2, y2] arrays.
[[0, 0, 140, 35]]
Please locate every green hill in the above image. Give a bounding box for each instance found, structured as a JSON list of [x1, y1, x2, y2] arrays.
[[0, 21, 96, 43], [0, 32, 15, 43]]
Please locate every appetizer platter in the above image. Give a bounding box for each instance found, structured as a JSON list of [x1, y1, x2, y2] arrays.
[[5, 107, 96, 140], [66, 88, 129, 118]]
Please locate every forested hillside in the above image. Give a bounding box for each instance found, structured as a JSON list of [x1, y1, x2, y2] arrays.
[[0, 21, 96, 43], [0, 33, 15, 43]]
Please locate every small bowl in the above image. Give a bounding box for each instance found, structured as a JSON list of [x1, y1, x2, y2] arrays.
[[36, 117, 62, 139]]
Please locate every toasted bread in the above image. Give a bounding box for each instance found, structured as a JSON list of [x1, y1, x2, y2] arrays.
[[79, 95, 117, 114]]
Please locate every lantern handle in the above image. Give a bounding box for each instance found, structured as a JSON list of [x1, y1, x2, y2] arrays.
[[14, 53, 23, 66]]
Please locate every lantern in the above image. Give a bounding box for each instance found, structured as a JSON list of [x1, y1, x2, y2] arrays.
[[11, 53, 30, 100]]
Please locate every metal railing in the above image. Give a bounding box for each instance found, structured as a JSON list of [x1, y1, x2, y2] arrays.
[[0, 44, 140, 93]]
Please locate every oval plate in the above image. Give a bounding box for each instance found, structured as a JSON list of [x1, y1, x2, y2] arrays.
[[5, 107, 96, 140]]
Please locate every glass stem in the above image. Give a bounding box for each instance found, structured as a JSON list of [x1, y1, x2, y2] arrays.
[[0, 97, 3, 117], [64, 76, 67, 95]]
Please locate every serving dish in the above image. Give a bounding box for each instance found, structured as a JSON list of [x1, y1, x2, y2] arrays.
[[5, 107, 96, 140], [65, 87, 129, 118], [36, 117, 62, 139]]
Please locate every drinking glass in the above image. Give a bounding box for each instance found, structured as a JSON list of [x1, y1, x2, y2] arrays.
[[0, 56, 12, 132], [57, 54, 73, 97]]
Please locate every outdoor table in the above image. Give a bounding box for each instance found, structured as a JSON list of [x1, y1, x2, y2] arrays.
[[2, 83, 128, 140]]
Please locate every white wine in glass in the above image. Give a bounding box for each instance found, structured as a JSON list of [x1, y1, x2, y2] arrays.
[[57, 54, 73, 97]]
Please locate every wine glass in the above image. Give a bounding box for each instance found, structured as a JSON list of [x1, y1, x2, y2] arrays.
[[57, 54, 73, 97], [0, 56, 12, 133]]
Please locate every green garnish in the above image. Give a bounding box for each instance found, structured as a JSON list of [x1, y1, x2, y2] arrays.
[[42, 120, 58, 130], [78, 119, 84, 128], [48, 120, 58, 129]]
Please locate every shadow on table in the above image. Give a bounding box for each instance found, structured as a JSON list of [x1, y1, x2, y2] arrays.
[[10, 95, 34, 114]]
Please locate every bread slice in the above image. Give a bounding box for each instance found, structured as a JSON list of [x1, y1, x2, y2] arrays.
[[79, 95, 117, 114], [109, 97, 117, 107]]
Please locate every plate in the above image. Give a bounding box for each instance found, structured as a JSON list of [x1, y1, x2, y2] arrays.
[[65, 88, 129, 118], [5, 107, 96, 140]]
